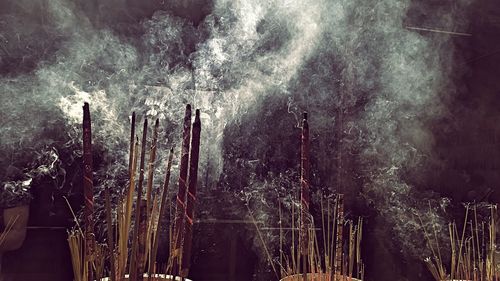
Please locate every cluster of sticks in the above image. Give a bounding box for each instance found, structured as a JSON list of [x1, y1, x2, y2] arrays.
[[423, 204, 499, 281], [68, 103, 201, 281], [250, 113, 364, 281]]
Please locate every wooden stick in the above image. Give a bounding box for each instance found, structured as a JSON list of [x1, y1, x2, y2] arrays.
[[147, 192, 160, 277], [171, 104, 192, 276], [348, 221, 354, 278], [0, 215, 19, 247], [105, 186, 116, 281], [144, 119, 160, 272], [137, 199, 148, 280], [181, 109, 201, 277], [291, 201, 297, 275], [246, 204, 279, 279], [130, 118, 148, 280], [335, 194, 344, 281], [456, 204, 470, 276], [82, 102, 95, 281], [279, 200, 284, 277], [119, 137, 139, 277], [146, 119, 160, 217], [129, 112, 136, 178], [300, 112, 310, 280], [356, 217, 362, 279], [151, 147, 174, 274]]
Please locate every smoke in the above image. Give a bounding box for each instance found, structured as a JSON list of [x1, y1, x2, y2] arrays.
[[0, 0, 476, 280]]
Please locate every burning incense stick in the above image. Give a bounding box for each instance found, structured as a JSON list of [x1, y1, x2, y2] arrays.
[[129, 112, 136, 177], [299, 112, 310, 278], [146, 119, 160, 217], [130, 118, 149, 280], [171, 104, 192, 275], [82, 102, 95, 281], [181, 109, 201, 277]]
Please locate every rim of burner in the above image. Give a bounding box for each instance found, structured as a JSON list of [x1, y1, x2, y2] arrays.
[[97, 274, 193, 281], [279, 273, 362, 281]]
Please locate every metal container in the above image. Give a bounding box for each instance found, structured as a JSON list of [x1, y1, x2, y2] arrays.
[[280, 273, 361, 281], [98, 274, 193, 281]]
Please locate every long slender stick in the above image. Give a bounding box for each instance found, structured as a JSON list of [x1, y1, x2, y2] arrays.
[[335, 194, 344, 281], [291, 201, 296, 275], [144, 119, 160, 271], [181, 109, 202, 277], [246, 204, 279, 280], [82, 102, 95, 281], [120, 137, 139, 276], [129, 112, 136, 178], [330, 197, 337, 280], [104, 186, 116, 281], [279, 200, 284, 277], [456, 204, 470, 276], [146, 119, 160, 217], [130, 118, 148, 280], [151, 147, 174, 274], [299, 112, 310, 280], [137, 199, 148, 280], [171, 104, 192, 276]]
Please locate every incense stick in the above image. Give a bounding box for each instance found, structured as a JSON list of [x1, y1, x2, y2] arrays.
[[171, 104, 192, 276], [104, 186, 116, 281], [151, 147, 174, 274], [181, 109, 202, 277], [82, 102, 95, 281], [130, 118, 149, 281]]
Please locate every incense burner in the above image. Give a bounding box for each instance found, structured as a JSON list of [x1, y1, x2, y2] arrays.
[[98, 274, 193, 281], [280, 273, 361, 281]]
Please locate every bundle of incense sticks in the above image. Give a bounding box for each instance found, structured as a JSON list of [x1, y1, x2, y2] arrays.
[[170, 105, 202, 278], [68, 103, 202, 281], [248, 112, 364, 281], [170, 104, 192, 276], [249, 195, 364, 281], [423, 204, 499, 281]]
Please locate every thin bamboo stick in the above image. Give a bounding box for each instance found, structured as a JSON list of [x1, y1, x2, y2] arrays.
[[246, 204, 279, 280], [146, 119, 160, 217], [144, 119, 160, 272], [151, 147, 174, 274], [181, 109, 202, 277], [335, 194, 344, 281], [136, 199, 148, 280], [104, 186, 116, 281], [119, 137, 139, 277], [300, 112, 310, 256], [280, 200, 284, 277]]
